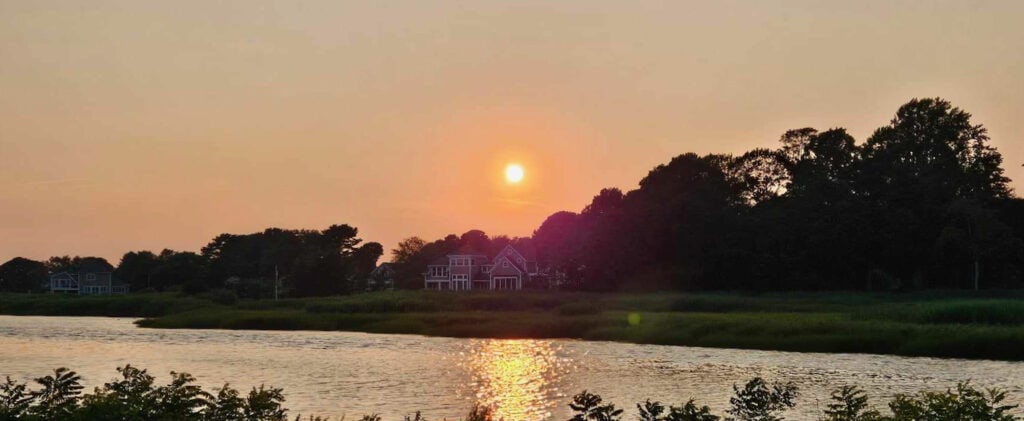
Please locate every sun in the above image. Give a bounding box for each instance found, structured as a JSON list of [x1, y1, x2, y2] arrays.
[[505, 164, 525, 184]]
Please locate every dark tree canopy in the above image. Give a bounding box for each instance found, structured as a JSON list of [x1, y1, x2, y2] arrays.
[[0, 257, 48, 293], [521, 98, 1021, 292], [15, 97, 1020, 295]]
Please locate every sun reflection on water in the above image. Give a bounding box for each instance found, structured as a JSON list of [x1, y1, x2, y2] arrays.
[[460, 339, 571, 421]]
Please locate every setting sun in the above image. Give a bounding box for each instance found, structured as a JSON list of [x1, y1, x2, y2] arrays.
[[505, 164, 525, 184]]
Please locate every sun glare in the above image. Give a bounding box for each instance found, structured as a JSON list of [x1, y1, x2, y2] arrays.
[[505, 164, 525, 184]]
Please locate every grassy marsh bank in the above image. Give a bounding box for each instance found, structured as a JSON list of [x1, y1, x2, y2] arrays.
[[4, 291, 1024, 361]]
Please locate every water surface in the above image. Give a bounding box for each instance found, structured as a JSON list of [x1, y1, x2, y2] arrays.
[[1, 316, 1022, 420]]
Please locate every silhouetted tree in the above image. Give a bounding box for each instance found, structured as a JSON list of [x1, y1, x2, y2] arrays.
[[0, 257, 47, 293]]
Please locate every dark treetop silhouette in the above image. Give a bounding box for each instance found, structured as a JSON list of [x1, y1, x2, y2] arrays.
[[3, 98, 1022, 296]]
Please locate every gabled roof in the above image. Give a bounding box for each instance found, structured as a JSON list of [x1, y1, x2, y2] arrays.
[[371, 263, 396, 275], [492, 255, 525, 274]]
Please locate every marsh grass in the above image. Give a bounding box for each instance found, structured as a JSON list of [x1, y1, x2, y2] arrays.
[[8, 290, 1024, 360]]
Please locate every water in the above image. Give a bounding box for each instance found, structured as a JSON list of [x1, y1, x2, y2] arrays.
[[1, 316, 1023, 420]]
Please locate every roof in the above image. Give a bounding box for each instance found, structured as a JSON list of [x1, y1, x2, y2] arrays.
[[371, 263, 396, 275], [448, 246, 487, 257], [428, 256, 449, 266]]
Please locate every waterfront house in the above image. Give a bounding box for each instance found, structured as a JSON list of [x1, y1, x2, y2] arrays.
[[49, 263, 129, 295], [367, 263, 396, 291], [423, 244, 543, 290]]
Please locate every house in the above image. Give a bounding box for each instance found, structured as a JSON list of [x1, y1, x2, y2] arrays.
[[49, 263, 129, 295], [423, 244, 543, 291], [366, 263, 396, 291]]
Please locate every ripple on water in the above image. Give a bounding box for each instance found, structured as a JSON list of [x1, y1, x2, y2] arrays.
[[2, 315, 1024, 420]]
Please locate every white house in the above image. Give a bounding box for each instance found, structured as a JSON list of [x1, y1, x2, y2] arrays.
[[423, 244, 543, 291], [49, 262, 129, 295]]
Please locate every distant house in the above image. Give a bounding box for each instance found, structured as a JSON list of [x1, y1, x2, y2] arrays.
[[423, 244, 544, 291], [367, 263, 396, 291], [49, 263, 128, 295]]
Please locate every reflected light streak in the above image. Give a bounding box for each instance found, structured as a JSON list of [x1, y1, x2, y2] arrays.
[[462, 340, 569, 421]]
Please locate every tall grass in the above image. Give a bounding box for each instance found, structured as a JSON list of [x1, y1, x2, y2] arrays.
[[8, 290, 1024, 360]]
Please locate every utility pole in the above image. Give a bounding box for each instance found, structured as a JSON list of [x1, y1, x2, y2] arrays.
[[274, 265, 280, 301]]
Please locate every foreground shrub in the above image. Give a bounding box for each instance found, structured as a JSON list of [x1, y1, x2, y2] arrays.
[[0, 365, 288, 421], [725, 377, 797, 421], [821, 386, 882, 421], [1, 366, 1020, 421], [639, 399, 720, 421], [568, 390, 624, 421], [887, 382, 1017, 421]]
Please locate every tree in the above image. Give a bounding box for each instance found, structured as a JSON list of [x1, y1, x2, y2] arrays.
[[567, 391, 623, 421], [732, 148, 789, 205], [786, 128, 859, 201], [351, 242, 384, 291], [391, 237, 426, 265], [30, 368, 84, 419], [0, 257, 47, 293], [822, 386, 881, 421], [45, 256, 114, 274], [937, 200, 1022, 289], [533, 211, 584, 288], [862, 97, 1010, 204], [115, 251, 161, 290], [725, 378, 797, 421]]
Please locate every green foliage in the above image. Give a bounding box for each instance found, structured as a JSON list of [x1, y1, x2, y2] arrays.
[[665, 400, 720, 421], [243, 386, 288, 421], [724, 378, 797, 421], [886, 382, 1017, 421], [0, 377, 33, 419], [639, 400, 666, 421], [0, 365, 295, 421], [1, 367, 1022, 421], [568, 390, 623, 421], [638, 399, 722, 421], [822, 386, 882, 421], [29, 368, 83, 419]]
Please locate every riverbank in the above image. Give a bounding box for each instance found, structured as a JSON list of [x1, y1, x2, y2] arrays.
[[4, 291, 1024, 361]]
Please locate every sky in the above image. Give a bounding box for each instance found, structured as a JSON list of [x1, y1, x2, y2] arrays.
[[1, 0, 1023, 263]]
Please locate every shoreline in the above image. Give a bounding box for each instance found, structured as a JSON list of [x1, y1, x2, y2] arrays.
[[4, 290, 1024, 361]]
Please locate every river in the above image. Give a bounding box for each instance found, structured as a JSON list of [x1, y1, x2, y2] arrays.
[[1, 316, 1023, 420]]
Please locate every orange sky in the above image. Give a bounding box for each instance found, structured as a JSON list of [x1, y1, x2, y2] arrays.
[[2, 1, 1023, 263]]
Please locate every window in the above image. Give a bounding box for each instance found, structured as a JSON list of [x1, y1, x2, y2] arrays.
[[502, 260, 509, 268], [86, 273, 96, 281], [482, 266, 491, 273], [493, 277, 517, 290], [429, 266, 449, 277], [452, 274, 470, 291]]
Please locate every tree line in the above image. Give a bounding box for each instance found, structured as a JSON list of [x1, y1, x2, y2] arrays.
[[2, 97, 1022, 294], [0, 225, 383, 298], [392, 97, 1024, 291]]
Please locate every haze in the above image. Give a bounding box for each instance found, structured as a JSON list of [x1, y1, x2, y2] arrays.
[[2, 0, 1023, 262]]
